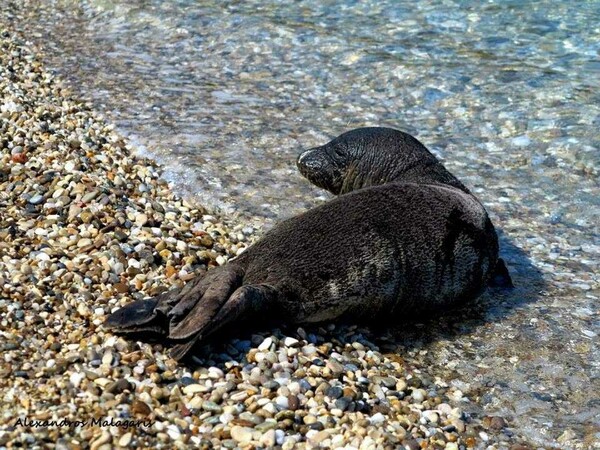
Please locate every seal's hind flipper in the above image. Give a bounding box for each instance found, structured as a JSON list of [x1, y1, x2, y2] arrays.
[[488, 258, 514, 288], [167, 265, 241, 324], [103, 293, 172, 336], [171, 335, 200, 361], [168, 265, 245, 340], [169, 283, 279, 360], [103, 265, 237, 337]]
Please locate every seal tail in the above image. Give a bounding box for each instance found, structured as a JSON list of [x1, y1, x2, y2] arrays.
[[488, 258, 514, 288]]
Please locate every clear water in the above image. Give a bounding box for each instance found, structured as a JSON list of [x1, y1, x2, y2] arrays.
[[12, 0, 599, 446]]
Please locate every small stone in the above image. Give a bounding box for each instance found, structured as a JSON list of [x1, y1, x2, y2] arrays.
[[69, 372, 85, 388], [334, 397, 352, 411], [283, 337, 300, 347], [106, 379, 132, 394], [230, 426, 254, 444], [208, 367, 224, 378], [411, 388, 426, 402], [81, 190, 99, 203], [262, 380, 280, 390], [90, 431, 111, 450], [259, 429, 276, 447], [183, 384, 210, 395], [309, 430, 329, 444], [303, 414, 317, 425], [370, 413, 385, 425], [64, 161, 76, 171], [77, 238, 93, 248], [166, 424, 181, 440], [326, 360, 344, 375], [79, 211, 94, 223], [136, 214, 149, 227], [403, 439, 420, 450], [287, 395, 299, 410], [77, 303, 91, 317], [326, 386, 343, 399], [118, 432, 133, 447], [131, 400, 151, 416], [490, 416, 507, 430], [28, 194, 44, 205], [342, 387, 356, 399], [113, 282, 129, 293], [422, 410, 439, 423], [258, 337, 273, 351], [274, 396, 289, 409], [202, 401, 222, 413]]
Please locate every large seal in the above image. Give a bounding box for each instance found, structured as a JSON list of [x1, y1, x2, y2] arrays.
[[105, 127, 512, 360]]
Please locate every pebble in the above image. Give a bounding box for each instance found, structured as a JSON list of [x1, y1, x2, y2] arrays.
[[90, 431, 111, 450], [411, 388, 426, 402], [422, 410, 439, 423], [28, 194, 44, 205], [230, 426, 254, 444], [370, 413, 385, 425], [118, 433, 132, 447], [283, 337, 300, 347], [260, 429, 276, 447], [258, 337, 273, 351], [201, 401, 223, 413], [326, 386, 343, 399]]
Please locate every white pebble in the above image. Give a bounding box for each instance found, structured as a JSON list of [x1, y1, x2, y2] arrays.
[[283, 337, 300, 347], [275, 429, 285, 445], [230, 426, 253, 444], [69, 372, 85, 388], [258, 337, 273, 351], [208, 367, 224, 378], [370, 413, 385, 425], [275, 396, 289, 409]]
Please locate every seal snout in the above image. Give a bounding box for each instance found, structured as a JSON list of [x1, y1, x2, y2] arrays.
[[296, 148, 314, 169], [296, 146, 342, 194], [296, 147, 332, 182], [296, 148, 325, 174]]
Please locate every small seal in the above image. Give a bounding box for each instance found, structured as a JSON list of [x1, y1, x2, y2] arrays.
[[105, 127, 511, 360]]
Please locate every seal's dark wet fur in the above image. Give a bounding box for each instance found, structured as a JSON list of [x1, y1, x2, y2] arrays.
[[105, 127, 511, 360]]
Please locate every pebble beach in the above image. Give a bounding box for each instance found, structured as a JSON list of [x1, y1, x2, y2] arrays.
[[1, 2, 599, 450]]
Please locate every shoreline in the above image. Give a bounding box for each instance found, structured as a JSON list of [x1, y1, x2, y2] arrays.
[[0, 19, 593, 450]]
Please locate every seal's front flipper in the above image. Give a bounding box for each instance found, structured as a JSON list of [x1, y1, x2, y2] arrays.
[[488, 258, 514, 288], [169, 284, 279, 360]]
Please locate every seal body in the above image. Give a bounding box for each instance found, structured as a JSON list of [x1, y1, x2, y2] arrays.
[[105, 127, 510, 360], [243, 182, 497, 322]]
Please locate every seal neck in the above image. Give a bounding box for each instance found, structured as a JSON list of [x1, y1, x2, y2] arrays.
[[339, 157, 471, 195]]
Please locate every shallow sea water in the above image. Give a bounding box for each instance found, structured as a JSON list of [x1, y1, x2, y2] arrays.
[[6, 0, 599, 446]]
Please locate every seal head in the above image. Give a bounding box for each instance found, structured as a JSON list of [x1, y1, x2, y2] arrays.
[[297, 127, 469, 195]]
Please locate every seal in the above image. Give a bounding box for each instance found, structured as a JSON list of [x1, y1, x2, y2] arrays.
[[105, 127, 512, 360]]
